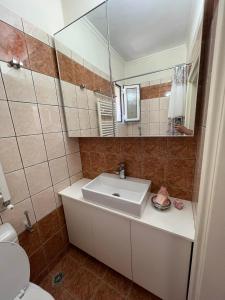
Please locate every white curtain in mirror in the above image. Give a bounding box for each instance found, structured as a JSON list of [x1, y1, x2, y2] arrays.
[[168, 64, 188, 120]]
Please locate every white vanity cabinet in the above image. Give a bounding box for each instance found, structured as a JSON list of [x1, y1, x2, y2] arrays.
[[131, 222, 192, 300], [60, 179, 194, 300], [63, 198, 95, 257], [62, 195, 132, 279], [92, 208, 132, 279]]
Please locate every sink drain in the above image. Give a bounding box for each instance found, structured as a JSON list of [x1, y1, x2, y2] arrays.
[[112, 193, 120, 197]]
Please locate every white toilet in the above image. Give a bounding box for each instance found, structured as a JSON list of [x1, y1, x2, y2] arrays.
[[0, 223, 54, 300]]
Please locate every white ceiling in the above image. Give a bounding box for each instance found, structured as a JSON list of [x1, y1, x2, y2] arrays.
[[88, 0, 198, 61]]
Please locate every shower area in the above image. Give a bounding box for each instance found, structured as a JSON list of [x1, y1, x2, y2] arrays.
[[114, 63, 191, 137]]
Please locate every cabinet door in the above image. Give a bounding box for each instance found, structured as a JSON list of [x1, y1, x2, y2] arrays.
[[92, 208, 132, 279], [131, 221, 192, 300], [62, 197, 95, 257]]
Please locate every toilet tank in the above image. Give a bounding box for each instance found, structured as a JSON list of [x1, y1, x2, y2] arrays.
[[0, 223, 18, 243]]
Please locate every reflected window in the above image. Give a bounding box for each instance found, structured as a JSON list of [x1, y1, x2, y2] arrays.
[[124, 85, 140, 121], [114, 84, 122, 122]]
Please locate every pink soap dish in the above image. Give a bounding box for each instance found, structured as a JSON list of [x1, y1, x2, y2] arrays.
[[151, 195, 171, 211]]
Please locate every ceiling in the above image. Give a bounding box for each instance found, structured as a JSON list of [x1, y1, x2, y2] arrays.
[[87, 0, 198, 61]]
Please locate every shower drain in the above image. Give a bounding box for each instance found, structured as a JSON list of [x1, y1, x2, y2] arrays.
[[52, 272, 64, 286]]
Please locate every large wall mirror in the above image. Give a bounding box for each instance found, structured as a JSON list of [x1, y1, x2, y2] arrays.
[[54, 0, 204, 137]]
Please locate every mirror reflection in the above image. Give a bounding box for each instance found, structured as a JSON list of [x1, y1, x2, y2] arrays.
[[55, 0, 204, 137]]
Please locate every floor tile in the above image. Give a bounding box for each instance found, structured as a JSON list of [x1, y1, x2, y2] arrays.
[[39, 246, 161, 300], [93, 282, 124, 300], [103, 268, 132, 297], [67, 245, 89, 266], [50, 252, 81, 282], [83, 255, 109, 279], [128, 283, 161, 300], [40, 274, 75, 300], [64, 267, 100, 300]]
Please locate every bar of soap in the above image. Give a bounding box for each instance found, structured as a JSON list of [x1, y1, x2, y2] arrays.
[[155, 194, 168, 206]]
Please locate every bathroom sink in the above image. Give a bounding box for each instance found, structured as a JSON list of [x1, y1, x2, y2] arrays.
[[82, 173, 151, 217]]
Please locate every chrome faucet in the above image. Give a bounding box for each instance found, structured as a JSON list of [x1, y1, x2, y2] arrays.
[[118, 162, 126, 179]]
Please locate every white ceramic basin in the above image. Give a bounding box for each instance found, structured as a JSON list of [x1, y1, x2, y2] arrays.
[[82, 173, 151, 217]]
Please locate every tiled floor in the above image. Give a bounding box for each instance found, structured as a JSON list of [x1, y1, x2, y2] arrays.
[[40, 245, 161, 300]]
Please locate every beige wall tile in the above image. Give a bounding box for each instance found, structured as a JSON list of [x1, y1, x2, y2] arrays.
[[1, 198, 36, 234], [0, 137, 22, 172], [70, 172, 83, 184], [32, 72, 58, 105], [63, 133, 79, 154], [150, 123, 160, 135], [87, 90, 97, 110], [67, 130, 81, 137], [0, 101, 14, 137], [49, 156, 69, 184], [9, 102, 42, 135], [149, 98, 160, 111], [80, 129, 91, 136], [0, 73, 6, 100], [22, 19, 49, 45], [0, 62, 36, 103], [53, 179, 70, 207], [90, 128, 99, 137], [31, 187, 56, 221], [59, 107, 67, 131], [0, 4, 23, 30], [44, 132, 65, 160], [78, 109, 90, 130], [61, 80, 77, 107], [141, 111, 149, 124], [76, 86, 88, 109], [141, 100, 149, 112], [64, 107, 80, 131], [160, 110, 168, 123], [67, 152, 82, 177], [160, 97, 169, 110], [25, 162, 52, 195], [17, 134, 47, 167], [39, 105, 61, 133], [5, 169, 29, 204], [150, 110, 160, 123], [54, 78, 63, 106], [89, 110, 98, 129]]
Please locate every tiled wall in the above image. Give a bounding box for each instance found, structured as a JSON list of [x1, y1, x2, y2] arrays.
[[127, 97, 170, 136], [0, 5, 82, 282], [56, 44, 112, 137], [140, 82, 171, 100], [79, 137, 197, 201]]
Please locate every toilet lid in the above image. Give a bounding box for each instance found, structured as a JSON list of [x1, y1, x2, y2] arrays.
[[0, 242, 30, 299]]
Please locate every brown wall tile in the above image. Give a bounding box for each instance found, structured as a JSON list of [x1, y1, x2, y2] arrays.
[[25, 35, 58, 77], [38, 209, 60, 243], [73, 61, 84, 86], [0, 21, 29, 68], [140, 83, 171, 100], [79, 137, 197, 200], [19, 223, 41, 257], [83, 66, 94, 90]]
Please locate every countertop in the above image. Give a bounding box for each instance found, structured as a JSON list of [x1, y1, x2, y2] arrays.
[[59, 178, 195, 242]]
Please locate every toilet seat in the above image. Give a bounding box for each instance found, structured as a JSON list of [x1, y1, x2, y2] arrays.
[[18, 282, 54, 300], [0, 242, 54, 300]]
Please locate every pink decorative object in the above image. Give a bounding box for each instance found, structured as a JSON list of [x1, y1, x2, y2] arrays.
[[154, 185, 169, 206], [174, 199, 184, 210]]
